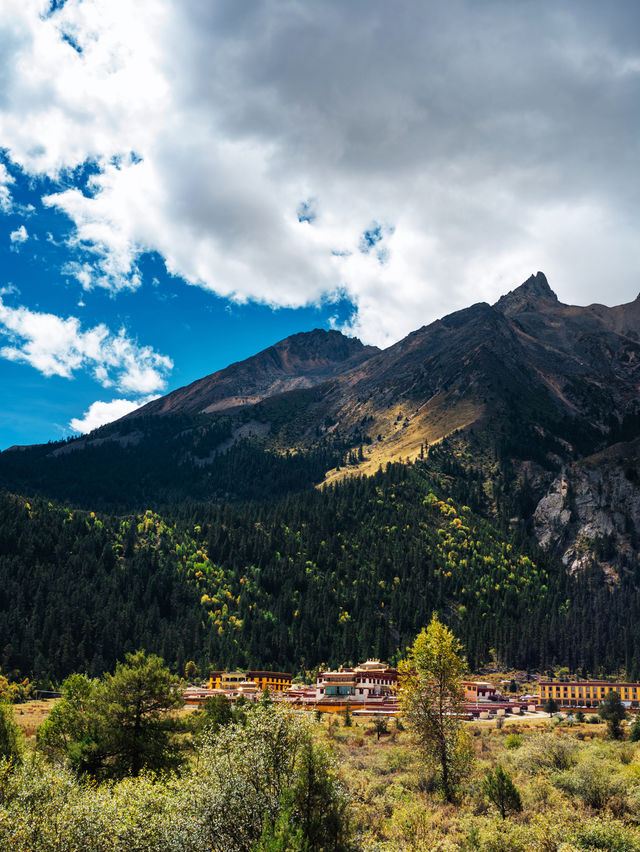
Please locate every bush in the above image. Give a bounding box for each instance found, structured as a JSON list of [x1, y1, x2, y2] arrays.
[[0, 705, 353, 852], [504, 733, 522, 749], [516, 733, 577, 774], [555, 755, 624, 810], [572, 816, 640, 851], [0, 702, 22, 764]]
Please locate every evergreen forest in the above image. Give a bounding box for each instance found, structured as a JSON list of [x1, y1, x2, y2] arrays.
[[2, 439, 639, 689]]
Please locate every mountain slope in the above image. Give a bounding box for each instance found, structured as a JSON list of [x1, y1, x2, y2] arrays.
[[5, 461, 639, 683], [129, 328, 379, 417], [1, 272, 639, 575]]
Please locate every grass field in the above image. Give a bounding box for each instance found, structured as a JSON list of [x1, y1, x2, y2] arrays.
[[11, 699, 57, 741]]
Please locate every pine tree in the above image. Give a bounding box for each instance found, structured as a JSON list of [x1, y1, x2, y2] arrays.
[[483, 764, 522, 819]]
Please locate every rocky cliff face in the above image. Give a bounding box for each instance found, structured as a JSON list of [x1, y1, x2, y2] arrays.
[[533, 439, 640, 577]]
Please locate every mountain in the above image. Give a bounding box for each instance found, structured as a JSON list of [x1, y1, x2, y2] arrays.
[[2, 272, 640, 684], [1, 272, 639, 569], [129, 328, 379, 417]]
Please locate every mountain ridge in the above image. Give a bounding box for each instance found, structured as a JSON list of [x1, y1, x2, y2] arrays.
[[128, 328, 379, 418], [1, 272, 639, 579]]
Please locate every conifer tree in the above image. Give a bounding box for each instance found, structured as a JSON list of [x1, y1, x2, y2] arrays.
[[483, 764, 522, 819]]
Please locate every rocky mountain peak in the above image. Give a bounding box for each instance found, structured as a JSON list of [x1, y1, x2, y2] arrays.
[[127, 328, 379, 418], [494, 271, 559, 316]]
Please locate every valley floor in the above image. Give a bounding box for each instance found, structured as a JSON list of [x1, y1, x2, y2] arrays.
[[6, 702, 640, 851]]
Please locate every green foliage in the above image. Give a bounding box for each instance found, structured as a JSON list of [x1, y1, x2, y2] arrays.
[[504, 733, 522, 749], [399, 615, 472, 801], [482, 764, 522, 819], [0, 702, 22, 764], [599, 690, 627, 739], [286, 740, 351, 851], [555, 753, 625, 810], [629, 713, 640, 742], [38, 651, 184, 780], [194, 695, 235, 736], [543, 697, 559, 717], [0, 412, 347, 511], [2, 454, 640, 683], [373, 716, 389, 740], [0, 705, 352, 851], [193, 704, 351, 851], [0, 669, 34, 704], [515, 732, 577, 774]]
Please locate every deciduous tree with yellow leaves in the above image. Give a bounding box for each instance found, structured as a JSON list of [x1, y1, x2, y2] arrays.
[[399, 614, 472, 802]]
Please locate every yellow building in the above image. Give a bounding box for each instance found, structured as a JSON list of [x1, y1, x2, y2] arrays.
[[540, 680, 640, 709], [247, 671, 292, 693], [209, 669, 292, 692]]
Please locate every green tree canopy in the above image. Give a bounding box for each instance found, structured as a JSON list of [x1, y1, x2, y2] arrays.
[[0, 701, 22, 764], [544, 697, 559, 717], [37, 651, 184, 779], [598, 690, 627, 739], [483, 764, 522, 819]]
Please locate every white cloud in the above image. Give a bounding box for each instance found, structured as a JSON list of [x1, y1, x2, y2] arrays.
[[9, 225, 28, 244], [2, 1, 640, 345], [0, 164, 13, 213], [0, 298, 173, 393], [69, 396, 157, 433]]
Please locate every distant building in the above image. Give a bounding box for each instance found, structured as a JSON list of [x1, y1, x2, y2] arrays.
[[540, 680, 640, 709], [315, 660, 397, 700], [462, 680, 498, 701], [208, 670, 292, 693]]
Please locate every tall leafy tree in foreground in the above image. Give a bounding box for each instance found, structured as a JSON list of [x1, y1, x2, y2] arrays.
[[398, 614, 472, 802]]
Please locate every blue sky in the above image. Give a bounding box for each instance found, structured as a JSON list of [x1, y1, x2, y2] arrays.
[[1, 0, 639, 448], [0, 158, 355, 447]]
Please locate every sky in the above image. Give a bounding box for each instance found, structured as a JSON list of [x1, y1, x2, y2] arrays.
[[1, 1, 639, 448]]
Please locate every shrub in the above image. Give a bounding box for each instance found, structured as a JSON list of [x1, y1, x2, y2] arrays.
[[516, 733, 577, 774], [0, 702, 22, 764], [572, 816, 640, 851], [555, 755, 624, 810], [505, 733, 522, 749]]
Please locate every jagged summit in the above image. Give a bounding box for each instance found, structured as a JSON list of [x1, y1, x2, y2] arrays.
[[494, 271, 559, 315]]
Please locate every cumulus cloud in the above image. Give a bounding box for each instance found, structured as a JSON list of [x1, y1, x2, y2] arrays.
[[0, 298, 172, 393], [2, 1, 640, 345], [9, 225, 28, 244], [69, 396, 157, 433]]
